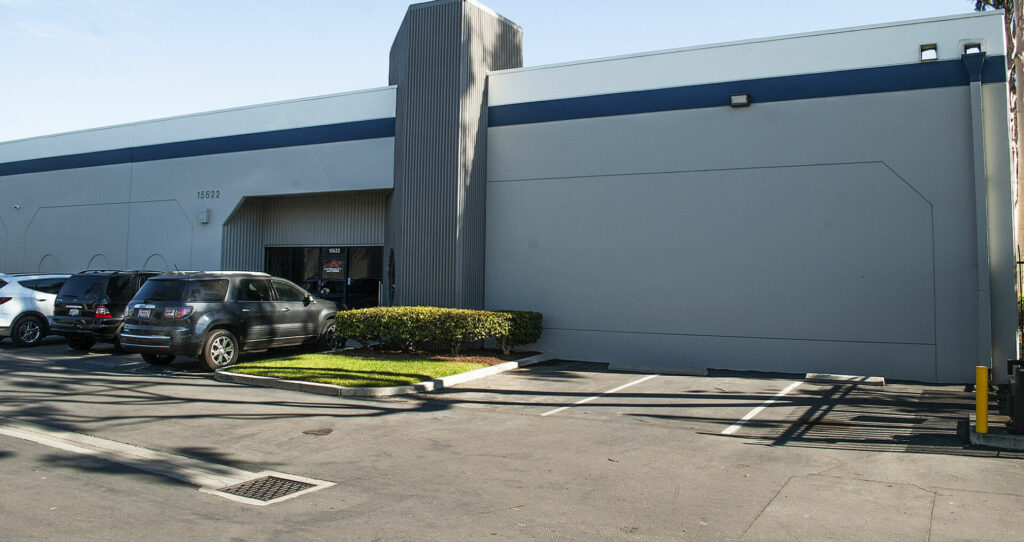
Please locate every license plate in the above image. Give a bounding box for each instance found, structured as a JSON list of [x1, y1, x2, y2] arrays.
[[68, 308, 80, 316], [138, 309, 152, 319]]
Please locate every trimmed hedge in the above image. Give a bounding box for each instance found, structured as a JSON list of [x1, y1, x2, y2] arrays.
[[494, 310, 543, 355], [336, 306, 520, 355]]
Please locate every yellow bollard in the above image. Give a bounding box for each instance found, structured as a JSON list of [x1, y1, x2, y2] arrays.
[[976, 365, 989, 434]]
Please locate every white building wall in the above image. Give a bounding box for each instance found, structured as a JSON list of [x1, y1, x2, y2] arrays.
[[484, 12, 1013, 383], [0, 87, 396, 274]]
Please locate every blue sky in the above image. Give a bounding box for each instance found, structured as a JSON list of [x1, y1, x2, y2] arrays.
[[0, 0, 991, 142]]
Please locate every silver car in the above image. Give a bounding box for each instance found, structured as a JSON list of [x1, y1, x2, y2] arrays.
[[0, 273, 71, 346]]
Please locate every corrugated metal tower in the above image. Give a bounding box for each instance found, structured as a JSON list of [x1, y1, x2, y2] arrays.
[[386, 0, 523, 308]]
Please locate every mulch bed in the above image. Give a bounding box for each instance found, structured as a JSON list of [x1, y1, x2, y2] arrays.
[[336, 347, 537, 366]]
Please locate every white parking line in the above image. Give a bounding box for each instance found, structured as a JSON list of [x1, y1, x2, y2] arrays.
[[720, 381, 803, 435], [540, 374, 660, 417], [0, 417, 333, 505]]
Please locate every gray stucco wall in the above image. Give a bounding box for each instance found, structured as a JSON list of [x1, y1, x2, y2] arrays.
[[386, 0, 522, 308], [485, 85, 1013, 383], [0, 137, 393, 274]]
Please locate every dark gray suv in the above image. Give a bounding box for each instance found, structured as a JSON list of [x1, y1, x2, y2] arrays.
[[120, 271, 339, 371]]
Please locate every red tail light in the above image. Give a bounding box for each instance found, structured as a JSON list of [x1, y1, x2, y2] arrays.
[[0, 297, 10, 305], [163, 306, 194, 319], [95, 305, 112, 319]]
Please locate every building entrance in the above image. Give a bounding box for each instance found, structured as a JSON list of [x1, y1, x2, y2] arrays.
[[265, 246, 383, 309]]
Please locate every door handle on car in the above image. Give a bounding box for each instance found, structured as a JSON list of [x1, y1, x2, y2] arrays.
[[241, 308, 251, 313], [281, 307, 291, 312], [37, 298, 46, 302]]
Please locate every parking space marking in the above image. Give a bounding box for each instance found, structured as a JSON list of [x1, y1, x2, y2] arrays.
[[0, 417, 333, 505], [540, 374, 660, 417], [721, 381, 802, 435]]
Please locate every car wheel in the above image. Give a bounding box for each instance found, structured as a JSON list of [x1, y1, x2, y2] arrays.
[[11, 315, 44, 347], [201, 329, 238, 371], [141, 353, 175, 365], [320, 321, 341, 350], [66, 335, 96, 352], [111, 329, 125, 353]]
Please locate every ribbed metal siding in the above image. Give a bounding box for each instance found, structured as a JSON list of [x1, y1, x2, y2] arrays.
[[387, 0, 522, 308], [222, 192, 386, 271], [262, 192, 385, 246], [221, 198, 265, 271], [459, 2, 523, 309]]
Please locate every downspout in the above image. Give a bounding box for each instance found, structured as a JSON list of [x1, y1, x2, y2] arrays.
[[964, 51, 993, 367]]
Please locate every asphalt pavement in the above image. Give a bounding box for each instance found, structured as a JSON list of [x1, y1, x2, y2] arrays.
[[1, 338, 1022, 541]]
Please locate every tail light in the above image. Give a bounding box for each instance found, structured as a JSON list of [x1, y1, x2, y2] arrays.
[[163, 306, 194, 319], [95, 305, 112, 319], [0, 297, 10, 305]]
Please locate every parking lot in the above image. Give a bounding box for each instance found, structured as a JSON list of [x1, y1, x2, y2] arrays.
[[2, 339, 1023, 541]]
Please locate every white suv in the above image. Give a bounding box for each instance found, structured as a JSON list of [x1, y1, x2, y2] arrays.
[[0, 273, 71, 346]]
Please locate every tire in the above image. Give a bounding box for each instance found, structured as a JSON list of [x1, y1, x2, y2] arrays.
[[11, 315, 45, 347], [320, 321, 341, 350], [141, 353, 175, 365], [111, 329, 125, 353], [200, 329, 239, 371], [66, 335, 96, 352]]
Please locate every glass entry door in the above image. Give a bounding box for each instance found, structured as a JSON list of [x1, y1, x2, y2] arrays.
[[265, 246, 382, 309]]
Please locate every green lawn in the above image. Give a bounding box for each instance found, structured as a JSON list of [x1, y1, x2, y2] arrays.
[[226, 353, 489, 387]]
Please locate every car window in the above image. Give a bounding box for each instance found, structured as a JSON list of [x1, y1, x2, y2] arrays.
[[106, 276, 136, 304], [272, 279, 307, 302], [184, 279, 229, 302], [29, 278, 67, 294], [59, 275, 108, 302], [133, 280, 186, 302], [238, 279, 273, 302]]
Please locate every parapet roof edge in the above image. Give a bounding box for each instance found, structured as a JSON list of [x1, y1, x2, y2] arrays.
[[407, 0, 522, 31], [0, 85, 398, 146], [487, 10, 1004, 77]]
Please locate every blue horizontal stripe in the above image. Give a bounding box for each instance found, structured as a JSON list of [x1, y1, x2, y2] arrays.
[[489, 56, 1007, 127], [0, 117, 396, 177]]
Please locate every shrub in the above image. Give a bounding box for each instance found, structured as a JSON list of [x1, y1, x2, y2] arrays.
[[336, 306, 514, 355], [494, 310, 543, 355]]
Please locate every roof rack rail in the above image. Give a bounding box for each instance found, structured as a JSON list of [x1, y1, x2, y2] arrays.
[[77, 269, 163, 274]]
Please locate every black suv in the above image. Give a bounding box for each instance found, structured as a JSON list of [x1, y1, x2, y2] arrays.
[[52, 270, 160, 351], [120, 271, 339, 371]]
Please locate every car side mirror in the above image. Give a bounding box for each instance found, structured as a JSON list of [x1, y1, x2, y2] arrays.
[[304, 295, 313, 306]]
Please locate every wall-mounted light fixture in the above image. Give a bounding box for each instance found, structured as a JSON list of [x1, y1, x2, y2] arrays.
[[197, 208, 210, 224], [730, 94, 750, 108], [920, 44, 938, 62]]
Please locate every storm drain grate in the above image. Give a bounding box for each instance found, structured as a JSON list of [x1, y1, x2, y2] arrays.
[[218, 476, 317, 502]]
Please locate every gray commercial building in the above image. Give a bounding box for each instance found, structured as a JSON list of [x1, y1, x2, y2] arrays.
[[0, 1, 1015, 383]]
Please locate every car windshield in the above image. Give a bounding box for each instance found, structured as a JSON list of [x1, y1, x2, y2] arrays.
[[134, 279, 228, 303], [60, 275, 109, 302]]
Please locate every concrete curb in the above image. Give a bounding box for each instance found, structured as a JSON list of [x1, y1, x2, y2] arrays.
[[214, 352, 554, 397], [805, 373, 885, 386], [609, 362, 707, 376], [968, 419, 1024, 451]]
